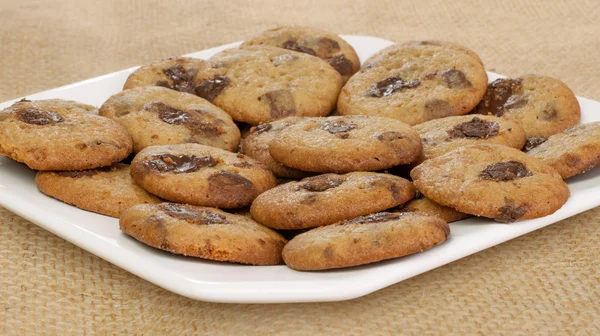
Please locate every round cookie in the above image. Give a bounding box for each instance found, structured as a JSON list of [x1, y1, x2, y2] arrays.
[[36, 164, 161, 218], [194, 46, 343, 125], [527, 122, 600, 179], [130, 144, 277, 208], [99, 86, 240, 153], [413, 115, 526, 163], [120, 203, 286, 265], [394, 195, 470, 223], [474, 75, 580, 147], [401, 40, 484, 65], [123, 57, 210, 93], [241, 26, 360, 82], [337, 43, 488, 125], [282, 212, 450, 271], [269, 115, 422, 173], [240, 117, 310, 179], [411, 144, 570, 222], [0, 99, 132, 170], [250, 172, 415, 230]]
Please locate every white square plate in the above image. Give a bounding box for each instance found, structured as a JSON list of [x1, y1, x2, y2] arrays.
[[2, 36, 599, 303]]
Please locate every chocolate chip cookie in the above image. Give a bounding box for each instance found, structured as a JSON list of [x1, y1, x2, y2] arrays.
[[194, 46, 343, 125], [394, 194, 470, 223], [130, 144, 277, 208], [123, 57, 210, 93], [240, 117, 310, 178], [250, 172, 414, 229], [282, 212, 450, 271], [242, 26, 360, 83], [411, 144, 569, 222], [413, 115, 526, 163], [474, 75, 580, 147], [0, 99, 132, 170], [527, 122, 600, 179], [120, 203, 286, 265], [36, 164, 161, 218], [269, 115, 422, 173], [337, 43, 488, 125], [99, 86, 240, 153]]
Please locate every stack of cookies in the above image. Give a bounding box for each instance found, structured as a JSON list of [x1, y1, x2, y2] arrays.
[[1, 26, 598, 271]]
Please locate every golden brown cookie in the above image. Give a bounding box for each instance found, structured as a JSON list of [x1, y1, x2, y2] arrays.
[[474, 75, 580, 147], [401, 40, 484, 65], [120, 203, 286, 265], [250, 172, 414, 229], [0, 99, 132, 170], [337, 43, 488, 125], [240, 117, 310, 179], [394, 194, 470, 223], [269, 115, 422, 173], [411, 144, 570, 222], [35, 164, 161, 218], [99, 86, 240, 153], [194, 46, 343, 125], [527, 122, 600, 179], [282, 212, 450, 271], [413, 115, 526, 163], [242, 26, 360, 82], [130, 144, 277, 208], [123, 57, 210, 93]]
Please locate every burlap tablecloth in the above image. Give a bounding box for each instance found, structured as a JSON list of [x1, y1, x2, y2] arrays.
[[1, 0, 599, 334]]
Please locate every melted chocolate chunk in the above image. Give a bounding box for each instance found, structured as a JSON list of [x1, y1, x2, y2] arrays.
[[300, 175, 344, 192], [160, 203, 230, 225], [447, 117, 500, 139], [15, 108, 64, 125], [259, 90, 296, 118], [144, 154, 217, 174], [440, 69, 472, 89], [316, 38, 340, 52], [495, 199, 526, 223], [144, 102, 224, 138], [523, 137, 547, 151], [479, 161, 532, 181], [321, 120, 356, 135], [365, 76, 420, 97], [159, 64, 197, 93], [343, 212, 402, 225], [328, 55, 353, 76], [195, 75, 230, 101], [424, 99, 455, 119], [476, 78, 524, 117], [255, 123, 273, 134], [281, 38, 317, 56], [208, 171, 254, 192]]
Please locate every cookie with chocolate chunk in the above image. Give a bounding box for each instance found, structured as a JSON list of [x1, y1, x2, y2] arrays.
[[413, 115, 526, 163], [411, 144, 569, 222], [99, 86, 240, 153], [242, 26, 360, 83], [282, 212, 449, 271], [130, 144, 276, 208], [250, 172, 414, 229], [269, 115, 422, 173], [123, 57, 209, 93], [527, 122, 600, 179], [194, 46, 342, 125], [394, 194, 470, 223], [337, 42, 488, 125], [0, 99, 132, 170], [120, 203, 286, 265], [240, 117, 310, 178], [474, 75, 580, 147], [36, 164, 161, 218]]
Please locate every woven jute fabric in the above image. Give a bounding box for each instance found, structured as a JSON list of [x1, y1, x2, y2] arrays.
[[1, 0, 599, 334]]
